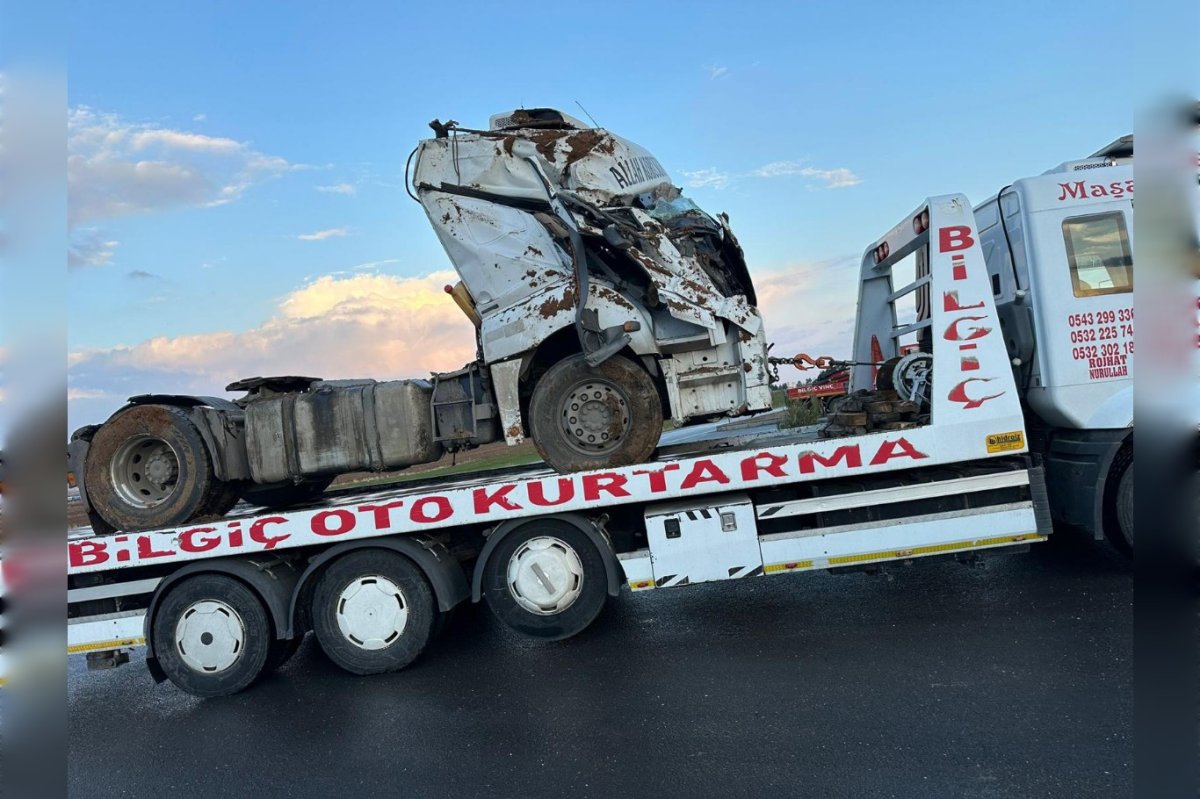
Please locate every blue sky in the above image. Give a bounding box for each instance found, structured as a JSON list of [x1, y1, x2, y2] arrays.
[[60, 0, 1182, 430]]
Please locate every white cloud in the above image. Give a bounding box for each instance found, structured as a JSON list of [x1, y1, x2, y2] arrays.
[[68, 271, 479, 428], [686, 161, 861, 191], [751, 160, 809, 178], [681, 168, 732, 190], [128, 128, 243, 154], [67, 387, 111, 401], [708, 65, 729, 80], [298, 226, 348, 241], [752, 162, 861, 189], [350, 258, 401, 271], [193, 113, 207, 122], [68, 106, 293, 229], [754, 255, 860, 363], [69, 228, 120, 269], [317, 183, 356, 195], [797, 167, 861, 189]]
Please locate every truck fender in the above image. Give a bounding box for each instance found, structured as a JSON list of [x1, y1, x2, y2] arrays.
[[110, 395, 250, 482], [143, 556, 301, 682], [1044, 428, 1131, 540], [288, 535, 470, 634], [470, 513, 622, 602]]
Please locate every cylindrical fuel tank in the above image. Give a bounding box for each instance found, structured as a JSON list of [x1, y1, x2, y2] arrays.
[[244, 380, 444, 484]]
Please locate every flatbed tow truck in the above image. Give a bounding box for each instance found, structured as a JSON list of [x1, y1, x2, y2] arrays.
[[2, 193, 1057, 697]]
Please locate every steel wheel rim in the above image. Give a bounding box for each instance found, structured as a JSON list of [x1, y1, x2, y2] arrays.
[[175, 600, 246, 674], [110, 434, 180, 509], [335, 575, 409, 651], [560, 379, 630, 456], [507, 536, 585, 616]]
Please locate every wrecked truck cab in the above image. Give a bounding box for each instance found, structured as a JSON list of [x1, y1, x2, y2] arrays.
[[75, 110, 778, 534], [412, 108, 774, 469]]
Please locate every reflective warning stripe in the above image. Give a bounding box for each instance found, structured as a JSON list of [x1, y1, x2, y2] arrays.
[[825, 533, 1044, 566], [764, 560, 815, 574], [765, 533, 1043, 574], [628, 579, 655, 591], [67, 637, 144, 655]]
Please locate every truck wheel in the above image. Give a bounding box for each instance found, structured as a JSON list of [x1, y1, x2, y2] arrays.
[[311, 550, 435, 676], [875, 357, 901, 392], [243, 477, 333, 511], [200, 480, 244, 519], [151, 574, 272, 697], [1107, 457, 1134, 555], [481, 521, 608, 641], [529, 353, 662, 472], [1115, 466, 1133, 552], [85, 405, 219, 532], [1104, 448, 1133, 556]]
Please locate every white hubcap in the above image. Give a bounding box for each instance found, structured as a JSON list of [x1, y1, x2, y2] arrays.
[[507, 536, 585, 615], [175, 600, 245, 673], [335, 576, 408, 650]]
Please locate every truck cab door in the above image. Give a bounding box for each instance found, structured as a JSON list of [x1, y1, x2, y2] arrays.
[[1024, 194, 1134, 429]]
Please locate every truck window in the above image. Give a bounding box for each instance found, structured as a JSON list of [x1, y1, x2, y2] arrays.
[[1062, 212, 1133, 297]]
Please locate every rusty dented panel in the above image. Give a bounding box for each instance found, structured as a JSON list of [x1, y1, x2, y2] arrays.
[[244, 381, 443, 484]]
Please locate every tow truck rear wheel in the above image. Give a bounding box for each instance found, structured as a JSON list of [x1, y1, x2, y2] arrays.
[[528, 353, 662, 472], [311, 550, 435, 675], [151, 574, 272, 697], [481, 521, 608, 641], [85, 404, 221, 532], [1106, 448, 1133, 555]]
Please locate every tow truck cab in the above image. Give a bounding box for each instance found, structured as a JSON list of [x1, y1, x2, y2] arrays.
[[974, 138, 1137, 544]]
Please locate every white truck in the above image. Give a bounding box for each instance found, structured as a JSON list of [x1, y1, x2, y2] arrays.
[[67, 109, 774, 536], [854, 135, 1138, 553], [3, 125, 1160, 698], [31, 189, 1053, 697]]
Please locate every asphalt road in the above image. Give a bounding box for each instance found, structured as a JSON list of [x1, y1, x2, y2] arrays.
[[68, 529, 1132, 799]]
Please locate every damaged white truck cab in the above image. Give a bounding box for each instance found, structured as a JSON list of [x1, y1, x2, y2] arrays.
[[68, 108, 774, 535], [411, 108, 773, 469]]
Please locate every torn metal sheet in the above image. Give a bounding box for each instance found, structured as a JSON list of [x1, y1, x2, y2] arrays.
[[413, 108, 774, 428]]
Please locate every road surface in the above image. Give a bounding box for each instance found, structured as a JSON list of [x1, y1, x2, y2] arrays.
[[68, 529, 1131, 798]]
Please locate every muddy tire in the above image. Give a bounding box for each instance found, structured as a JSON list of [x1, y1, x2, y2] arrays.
[[243, 478, 333, 511], [528, 353, 662, 472], [199, 480, 244, 519], [85, 405, 219, 532]]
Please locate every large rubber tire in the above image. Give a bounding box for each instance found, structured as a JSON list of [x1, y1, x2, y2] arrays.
[[1104, 448, 1133, 556], [875, 357, 901, 392], [481, 520, 608, 641], [1115, 462, 1134, 554], [199, 480, 245, 519], [85, 405, 221, 532], [151, 574, 272, 698], [528, 353, 662, 473], [243, 477, 333, 511], [311, 549, 435, 676]]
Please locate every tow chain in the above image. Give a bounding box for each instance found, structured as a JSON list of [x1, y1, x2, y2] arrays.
[[766, 352, 881, 384]]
